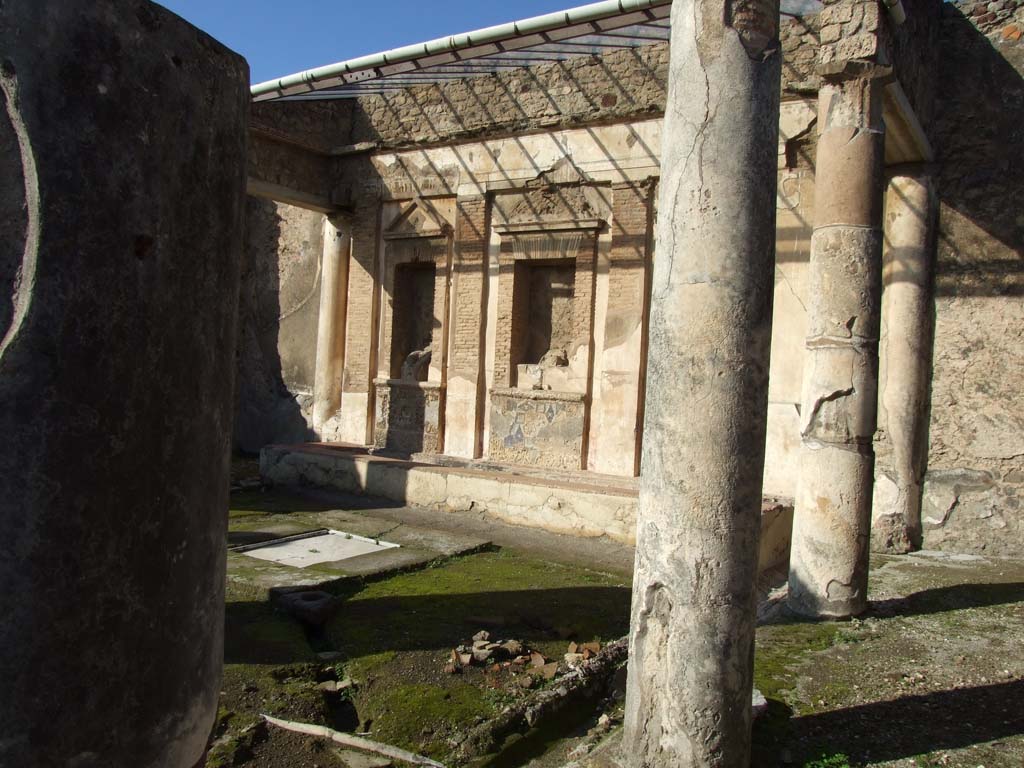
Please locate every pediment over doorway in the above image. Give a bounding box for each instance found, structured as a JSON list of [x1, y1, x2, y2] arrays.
[[384, 197, 452, 240]]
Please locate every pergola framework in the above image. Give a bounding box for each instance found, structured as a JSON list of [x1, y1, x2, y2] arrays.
[[250, 0, 822, 102]]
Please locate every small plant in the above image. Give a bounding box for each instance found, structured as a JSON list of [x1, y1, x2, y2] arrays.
[[804, 753, 853, 768]]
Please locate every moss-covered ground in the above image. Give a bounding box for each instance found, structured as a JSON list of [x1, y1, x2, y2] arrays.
[[209, 485, 1024, 768]]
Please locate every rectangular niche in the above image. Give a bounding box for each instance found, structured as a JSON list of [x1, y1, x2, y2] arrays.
[[489, 220, 603, 470], [511, 259, 576, 385], [389, 261, 437, 382]]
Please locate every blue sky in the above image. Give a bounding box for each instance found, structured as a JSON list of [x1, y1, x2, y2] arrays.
[[155, 1, 584, 85]]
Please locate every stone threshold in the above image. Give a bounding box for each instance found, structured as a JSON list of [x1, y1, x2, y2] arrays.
[[259, 443, 795, 574]]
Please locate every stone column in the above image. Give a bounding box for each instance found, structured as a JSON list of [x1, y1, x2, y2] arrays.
[[787, 74, 886, 618], [622, 0, 781, 764], [0, 2, 247, 767], [313, 213, 353, 437], [872, 170, 937, 552]]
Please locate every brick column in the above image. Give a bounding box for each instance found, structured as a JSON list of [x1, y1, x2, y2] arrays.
[[337, 200, 381, 444], [444, 194, 490, 458]]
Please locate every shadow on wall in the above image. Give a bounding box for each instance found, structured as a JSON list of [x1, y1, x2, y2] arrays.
[[234, 197, 315, 452], [934, 5, 1024, 297]]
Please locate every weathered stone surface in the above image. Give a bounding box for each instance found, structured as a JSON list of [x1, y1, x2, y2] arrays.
[[488, 389, 586, 471], [312, 214, 353, 438], [236, 197, 322, 452], [623, 0, 782, 763], [789, 70, 885, 618], [0, 2, 247, 766], [375, 380, 442, 455], [0, 66, 29, 347], [922, 0, 1024, 555], [818, 0, 893, 76], [275, 590, 340, 626], [921, 468, 1021, 555]]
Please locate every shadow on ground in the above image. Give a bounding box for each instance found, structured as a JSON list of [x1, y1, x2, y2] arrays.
[[790, 680, 1024, 764], [224, 584, 631, 666], [869, 581, 1024, 617]]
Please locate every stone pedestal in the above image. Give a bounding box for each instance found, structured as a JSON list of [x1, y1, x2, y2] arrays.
[[622, 0, 781, 764], [313, 213, 352, 438], [788, 75, 886, 618], [872, 170, 936, 552], [0, 2, 248, 766]]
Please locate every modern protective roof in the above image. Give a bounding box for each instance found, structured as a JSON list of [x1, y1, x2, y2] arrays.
[[250, 0, 823, 103]]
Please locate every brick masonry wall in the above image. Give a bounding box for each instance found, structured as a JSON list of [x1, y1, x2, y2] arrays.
[[607, 181, 651, 322], [341, 198, 381, 396], [921, 0, 1024, 554], [449, 197, 489, 381], [442, 195, 490, 457]]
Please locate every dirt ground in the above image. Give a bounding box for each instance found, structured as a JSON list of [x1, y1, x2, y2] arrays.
[[208, 484, 1024, 768]]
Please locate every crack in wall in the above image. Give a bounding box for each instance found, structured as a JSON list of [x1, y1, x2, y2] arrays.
[[775, 263, 807, 312]]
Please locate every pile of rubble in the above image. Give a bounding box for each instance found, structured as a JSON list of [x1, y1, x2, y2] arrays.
[[444, 631, 605, 687]]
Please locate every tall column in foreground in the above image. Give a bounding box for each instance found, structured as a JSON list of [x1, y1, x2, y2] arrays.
[[0, 2, 247, 766], [788, 14, 888, 616], [872, 170, 937, 552], [623, 0, 781, 764], [313, 213, 353, 438]]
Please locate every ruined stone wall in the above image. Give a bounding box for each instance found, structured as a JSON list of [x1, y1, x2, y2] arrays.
[[251, 99, 357, 154], [248, 132, 334, 206], [922, 0, 1024, 554], [350, 45, 668, 149], [780, 13, 822, 97], [235, 197, 322, 452], [890, 0, 942, 127], [243, 106, 819, 484], [374, 381, 442, 454]]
